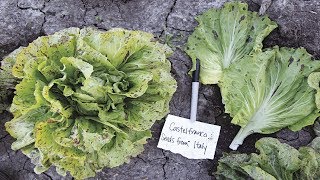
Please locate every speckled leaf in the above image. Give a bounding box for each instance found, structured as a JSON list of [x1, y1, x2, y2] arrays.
[[96, 129, 151, 168], [34, 120, 96, 178], [215, 153, 251, 180], [241, 165, 276, 180], [186, 1, 277, 84], [80, 28, 154, 68], [253, 138, 301, 179], [297, 145, 320, 179], [11, 29, 78, 79], [216, 138, 303, 180], [5, 107, 52, 150], [221, 47, 320, 150]]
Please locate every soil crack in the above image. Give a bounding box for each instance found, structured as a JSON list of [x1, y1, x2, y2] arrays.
[[43, 172, 53, 180], [161, 0, 178, 37], [0, 134, 9, 141], [80, 0, 88, 25], [168, 26, 193, 33], [161, 150, 169, 179]]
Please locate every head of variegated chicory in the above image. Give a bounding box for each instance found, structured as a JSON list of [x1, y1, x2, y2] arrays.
[[2, 27, 177, 179]]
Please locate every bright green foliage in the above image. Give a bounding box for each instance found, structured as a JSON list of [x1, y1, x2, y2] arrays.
[[4, 27, 177, 179], [221, 47, 320, 150], [215, 137, 320, 180], [186, 1, 277, 84]]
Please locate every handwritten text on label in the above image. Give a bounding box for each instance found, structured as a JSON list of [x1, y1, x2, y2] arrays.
[[157, 115, 220, 159]]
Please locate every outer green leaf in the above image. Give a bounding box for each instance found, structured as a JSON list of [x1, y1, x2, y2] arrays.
[[253, 138, 301, 179], [297, 145, 320, 179], [5, 107, 52, 150], [96, 129, 151, 168], [215, 138, 303, 180], [215, 153, 252, 180], [4, 27, 177, 179], [12, 29, 78, 79], [241, 165, 277, 180], [308, 72, 320, 109], [186, 1, 277, 84], [296, 137, 320, 179], [0, 48, 22, 112], [221, 47, 320, 150], [34, 120, 95, 178]]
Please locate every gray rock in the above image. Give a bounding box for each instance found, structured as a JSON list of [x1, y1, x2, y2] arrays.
[[82, 0, 175, 37], [259, 0, 320, 58], [167, 0, 228, 32], [277, 128, 314, 148], [277, 128, 300, 142], [42, 0, 86, 34], [0, 0, 44, 58], [17, 0, 45, 9]]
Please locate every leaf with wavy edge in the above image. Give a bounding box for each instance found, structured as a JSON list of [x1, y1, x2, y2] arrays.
[[186, 1, 277, 84], [220, 47, 320, 150], [216, 138, 320, 180]]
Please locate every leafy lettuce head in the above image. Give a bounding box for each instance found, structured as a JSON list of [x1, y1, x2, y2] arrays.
[[3, 27, 177, 179]]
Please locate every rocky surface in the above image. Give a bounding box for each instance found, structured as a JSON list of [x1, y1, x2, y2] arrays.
[[0, 0, 319, 179]]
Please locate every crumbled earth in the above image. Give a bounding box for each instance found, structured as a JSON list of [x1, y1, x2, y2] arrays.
[[0, 0, 319, 179]]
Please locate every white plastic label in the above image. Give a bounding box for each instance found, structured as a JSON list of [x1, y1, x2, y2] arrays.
[[157, 114, 221, 159]]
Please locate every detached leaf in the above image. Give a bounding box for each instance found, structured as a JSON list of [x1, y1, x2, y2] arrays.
[[221, 47, 320, 150], [253, 138, 300, 179], [215, 138, 313, 180], [186, 1, 277, 84]]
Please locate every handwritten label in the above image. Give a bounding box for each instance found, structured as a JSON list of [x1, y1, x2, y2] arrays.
[[157, 114, 220, 159]]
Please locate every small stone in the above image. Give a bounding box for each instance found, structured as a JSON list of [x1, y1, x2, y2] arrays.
[[17, 0, 45, 9]]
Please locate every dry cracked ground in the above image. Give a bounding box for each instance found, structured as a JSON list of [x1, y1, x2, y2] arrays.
[[1, 0, 320, 179]]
